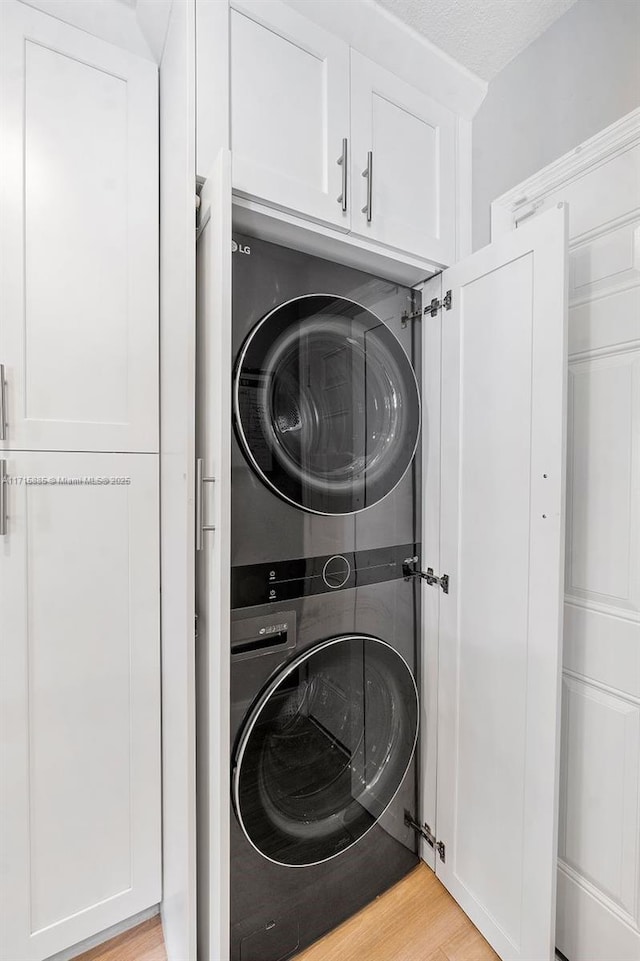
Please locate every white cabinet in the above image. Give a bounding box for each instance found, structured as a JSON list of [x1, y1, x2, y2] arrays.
[[433, 206, 567, 960], [230, 0, 350, 229], [350, 52, 457, 265], [0, 451, 161, 961], [222, 0, 461, 264], [196, 152, 569, 959], [0, 1, 159, 454], [0, 5, 162, 961]]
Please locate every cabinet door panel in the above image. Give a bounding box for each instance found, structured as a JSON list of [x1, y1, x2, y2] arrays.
[[435, 206, 568, 960], [0, 1, 158, 453], [0, 452, 160, 961], [230, 0, 349, 229], [196, 149, 233, 961], [351, 51, 456, 264]]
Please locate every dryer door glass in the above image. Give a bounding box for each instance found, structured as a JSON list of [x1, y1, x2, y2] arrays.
[[234, 295, 420, 515], [233, 635, 419, 867]]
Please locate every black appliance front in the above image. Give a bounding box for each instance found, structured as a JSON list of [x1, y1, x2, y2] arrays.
[[230, 573, 421, 961], [235, 633, 418, 868], [231, 234, 421, 568], [230, 236, 422, 960]]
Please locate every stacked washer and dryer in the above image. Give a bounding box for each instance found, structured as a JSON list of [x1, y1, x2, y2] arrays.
[[230, 235, 424, 961]]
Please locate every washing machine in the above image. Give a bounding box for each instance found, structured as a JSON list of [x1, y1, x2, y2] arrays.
[[230, 234, 423, 960]]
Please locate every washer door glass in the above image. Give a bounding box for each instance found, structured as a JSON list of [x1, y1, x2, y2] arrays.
[[233, 636, 419, 867], [234, 295, 420, 515]]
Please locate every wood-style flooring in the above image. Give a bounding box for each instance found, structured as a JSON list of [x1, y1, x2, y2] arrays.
[[293, 863, 499, 961], [75, 916, 166, 961], [77, 864, 498, 961]]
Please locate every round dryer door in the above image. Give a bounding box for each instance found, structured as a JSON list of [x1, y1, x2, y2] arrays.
[[234, 295, 421, 515], [232, 635, 419, 867]]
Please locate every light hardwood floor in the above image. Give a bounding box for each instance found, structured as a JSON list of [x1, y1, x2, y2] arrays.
[[75, 916, 166, 961], [294, 863, 498, 961], [77, 864, 497, 961]]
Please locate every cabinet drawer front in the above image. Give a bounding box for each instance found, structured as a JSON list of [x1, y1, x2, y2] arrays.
[[0, 2, 158, 453], [350, 51, 456, 265], [0, 451, 160, 961], [230, 0, 350, 229]]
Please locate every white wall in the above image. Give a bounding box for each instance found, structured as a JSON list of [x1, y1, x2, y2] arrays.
[[472, 0, 640, 250]]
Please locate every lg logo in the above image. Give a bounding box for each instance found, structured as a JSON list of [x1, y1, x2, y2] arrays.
[[231, 240, 251, 255]]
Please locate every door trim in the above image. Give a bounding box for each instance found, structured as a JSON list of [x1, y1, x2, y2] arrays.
[[490, 107, 640, 241]]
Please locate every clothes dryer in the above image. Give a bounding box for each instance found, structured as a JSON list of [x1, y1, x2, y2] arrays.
[[231, 234, 422, 568]]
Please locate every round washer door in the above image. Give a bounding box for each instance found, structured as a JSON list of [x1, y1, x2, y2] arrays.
[[234, 295, 420, 515], [233, 635, 419, 867]]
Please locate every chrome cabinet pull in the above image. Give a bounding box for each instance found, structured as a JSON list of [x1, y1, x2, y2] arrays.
[[337, 138, 348, 212], [195, 457, 216, 551], [0, 459, 7, 536], [361, 150, 373, 223], [0, 365, 6, 441]]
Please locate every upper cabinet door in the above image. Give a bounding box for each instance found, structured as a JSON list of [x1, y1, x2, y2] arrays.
[[0, 1, 158, 453], [350, 51, 456, 265], [435, 205, 568, 960], [230, 0, 350, 229]]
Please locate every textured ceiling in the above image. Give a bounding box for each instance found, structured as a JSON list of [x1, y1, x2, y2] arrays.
[[376, 0, 579, 80]]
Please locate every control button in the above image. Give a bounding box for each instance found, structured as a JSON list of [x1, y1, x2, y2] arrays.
[[322, 554, 351, 590]]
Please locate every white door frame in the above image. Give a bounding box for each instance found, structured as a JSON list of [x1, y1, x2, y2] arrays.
[[196, 149, 233, 961], [158, 3, 199, 961]]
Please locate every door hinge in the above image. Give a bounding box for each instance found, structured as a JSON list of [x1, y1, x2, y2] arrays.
[[402, 556, 449, 594], [401, 288, 422, 329], [404, 812, 446, 862], [401, 308, 423, 328], [426, 289, 452, 316], [405, 811, 435, 846], [401, 290, 452, 326]]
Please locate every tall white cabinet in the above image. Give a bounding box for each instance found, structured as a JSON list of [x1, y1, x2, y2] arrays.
[[196, 5, 570, 961], [0, 4, 161, 960]]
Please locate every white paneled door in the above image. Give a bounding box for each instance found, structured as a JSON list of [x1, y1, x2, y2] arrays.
[[0, 1, 158, 453], [491, 111, 640, 960], [229, 0, 350, 229], [435, 206, 568, 961], [195, 150, 233, 961], [0, 452, 161, 961], [350, 51, 456, 265], [556, 146, 640, 961]]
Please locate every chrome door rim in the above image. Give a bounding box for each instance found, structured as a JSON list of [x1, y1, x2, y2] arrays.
[[233, 293, 422, 516]]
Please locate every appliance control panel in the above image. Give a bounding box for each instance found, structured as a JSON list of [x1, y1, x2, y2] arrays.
[[231, 610, 297, 661], [322, 554, 351, 589], [231, 543, 418, 610]]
